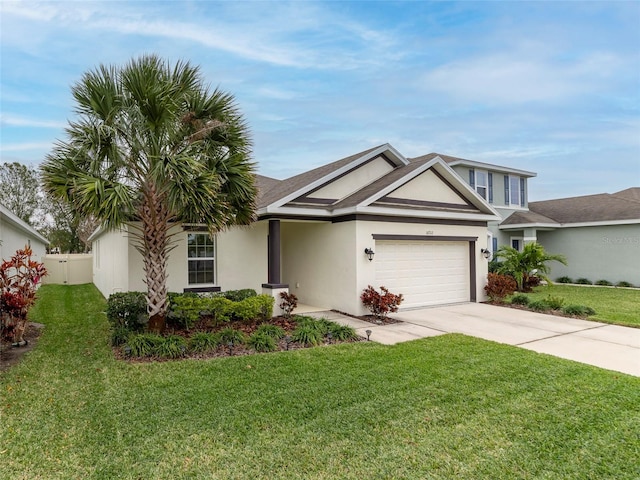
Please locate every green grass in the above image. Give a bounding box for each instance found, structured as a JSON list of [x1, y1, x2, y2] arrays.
[[1, 285, 639, 479], [521, 284, 640, 327]]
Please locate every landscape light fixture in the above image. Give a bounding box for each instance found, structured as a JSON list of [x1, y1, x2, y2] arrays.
[[285, 335, 292, 350], [227, 341, 234, 356], [327, 332, 333, 344], [365, 330, 372, 341], [124, 345, 132, 357], [364, 248, 375, 261], [481, 248, 491, 259]]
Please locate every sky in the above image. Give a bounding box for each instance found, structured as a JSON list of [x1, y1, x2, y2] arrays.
[[1, 1, 639, 201]]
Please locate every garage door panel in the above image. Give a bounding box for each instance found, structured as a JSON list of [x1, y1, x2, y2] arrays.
[[375, 241, 469, 308]]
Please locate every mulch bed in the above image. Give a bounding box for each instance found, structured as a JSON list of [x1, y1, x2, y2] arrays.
[[331, 310, 402, 325], [115, 315, 365, 363], [0, 322, 45, 373], [486, 301, 593, 320]]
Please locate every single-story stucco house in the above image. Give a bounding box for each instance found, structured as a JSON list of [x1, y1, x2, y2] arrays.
[[500, 188, 640, 285], [0, 203, 48, 262], [90, 144, 500, 315]]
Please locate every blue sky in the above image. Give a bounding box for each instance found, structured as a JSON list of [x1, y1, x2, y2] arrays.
[[1, 1, 639, 201]]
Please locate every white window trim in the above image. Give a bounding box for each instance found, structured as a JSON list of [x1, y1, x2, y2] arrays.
[[187, 232, 217, 285], [510, 236, 524, 251], [475, 169, 488, 200]]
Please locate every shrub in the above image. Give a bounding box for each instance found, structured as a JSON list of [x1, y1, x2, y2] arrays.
[[254, 324, 285, 339], [291, 324, 324, 346], [231, 295, 274, 322], [328, 323, 358, 341], [106, 292, 148, 330], [155, 335, 188, 359], [208, 296, 234, 325], [545, 295, 565, 310], [189, 332, 221, 353], [294, 316, 332, 335], [575, 278, 592, 285], [220, 289, 257, 302], [510, 294, 530, 306], [484, 273, 517, 302], [556, 276, 573, 284], [562, 305, 596, 317], [111, 325, 132, 347], [168, 295, 209, 330], [360, 285, 404, 320], [126, 333, 164, 358], [524, 276, 541, 290], [218, 327, 247, 346], [616, 281, 633, 288], [279, 291, 298, 318], [528, 300, 551, 312], [247, 332, 277, 352], [595, 279, 613, 286]]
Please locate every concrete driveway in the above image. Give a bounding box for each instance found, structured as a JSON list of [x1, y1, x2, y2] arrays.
[[315, 304, 640, 377]]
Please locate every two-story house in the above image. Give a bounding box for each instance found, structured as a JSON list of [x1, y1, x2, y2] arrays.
[[439, 154, 639, 286]]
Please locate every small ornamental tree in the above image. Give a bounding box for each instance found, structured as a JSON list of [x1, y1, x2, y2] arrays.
[[360, 285, 403, 320], [0, 246, 47, 343]]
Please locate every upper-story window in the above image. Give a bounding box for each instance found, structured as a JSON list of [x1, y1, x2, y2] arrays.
[[469, 169, 492, 202], [505, 175, 526, 207], [187, 233, 215, 284]]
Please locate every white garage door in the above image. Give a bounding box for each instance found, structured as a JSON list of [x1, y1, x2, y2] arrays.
[[375, 241, 469, 308]]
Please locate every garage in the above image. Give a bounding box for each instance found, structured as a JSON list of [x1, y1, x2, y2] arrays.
[[374, 239, 472, 308]]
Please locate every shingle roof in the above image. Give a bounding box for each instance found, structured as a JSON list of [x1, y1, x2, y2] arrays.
[[508, 188, 640, 225], [500, 210, 558, 226], [256, 145, 384, 208]]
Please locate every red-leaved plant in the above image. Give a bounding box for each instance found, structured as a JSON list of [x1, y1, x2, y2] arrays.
[[360, 285, 403, 320], [279, 291, 298, 319], [0, 246, 47, 343]]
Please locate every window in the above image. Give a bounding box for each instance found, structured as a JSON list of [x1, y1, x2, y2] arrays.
[[488, 172, 493, 203], [475, 170, 488, 200], [511, 237, 522, 251], [187, 233, 215, 284], [492, 237, 498, 253], [505, 175, 525, 207]]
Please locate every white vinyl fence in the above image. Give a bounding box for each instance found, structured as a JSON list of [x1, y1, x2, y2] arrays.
[[42, 254, 93, 285]]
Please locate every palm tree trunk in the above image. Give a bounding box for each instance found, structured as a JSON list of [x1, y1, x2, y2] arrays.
[[139, 186, 170, 333]]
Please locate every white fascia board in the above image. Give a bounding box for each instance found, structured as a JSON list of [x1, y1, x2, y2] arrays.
[[499, 222, 560, 230], [0, 204, 49, 244], [334, 205, 500, 222], [500, 219, 639, 230], [268, 144, 408, 209], [260, 205, 333, 218], [447, 159, 537, 177]]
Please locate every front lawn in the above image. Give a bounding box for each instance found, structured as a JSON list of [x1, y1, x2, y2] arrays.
[[522, 284, 640, 327], [1, 284, 639, 479]]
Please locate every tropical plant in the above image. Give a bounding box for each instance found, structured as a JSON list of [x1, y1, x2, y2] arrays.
[[247, 332, 277, 352], [189, 332, 221, 353], [494, 243, 567, 292], [41, 55, 256, 333], [509, 294, 530, 306], [254, 324, 285, 340], [0, 246, 47, 343]]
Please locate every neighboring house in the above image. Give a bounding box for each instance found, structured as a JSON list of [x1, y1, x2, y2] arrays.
[[500, 188, 640, 285], [90, 144, 500, 315], [0, 203, 48, 261]]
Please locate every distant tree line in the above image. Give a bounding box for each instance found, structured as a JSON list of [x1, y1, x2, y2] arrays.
[[0, 162, 97, 253]]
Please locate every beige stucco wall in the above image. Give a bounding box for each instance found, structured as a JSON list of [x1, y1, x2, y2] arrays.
[[308, 156, 393, 199], [391, 169, 468, 205], [281, 221, 357, 312], [92, 228, 130, 298], [281, 219, 489, 315], [125, 223, 269, 294]]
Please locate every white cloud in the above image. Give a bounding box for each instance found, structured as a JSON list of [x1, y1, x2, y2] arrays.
[[0, 114, 66, 129]]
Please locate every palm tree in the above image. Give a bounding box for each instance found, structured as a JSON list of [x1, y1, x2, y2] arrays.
[[42, 55, 257, 332], [495, 242, 567, 292]]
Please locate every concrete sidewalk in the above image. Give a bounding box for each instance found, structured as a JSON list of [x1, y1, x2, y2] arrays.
[[309, 304, 640, 377]]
